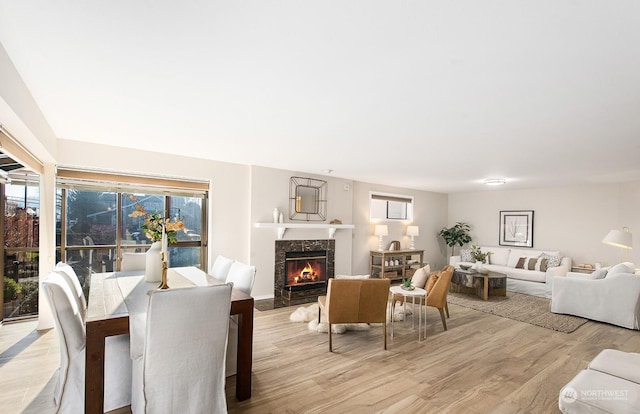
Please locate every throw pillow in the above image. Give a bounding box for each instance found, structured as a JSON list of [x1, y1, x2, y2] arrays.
[[535, 257, 549, 272], [425, 272, 440, 293], [591, 268, 608, 279], [460, 249, 473, 263], [606, 262, 635, 278], [410, 267, 429, 289], [515, 257, 526, 269], [541, 253, 561, 268]]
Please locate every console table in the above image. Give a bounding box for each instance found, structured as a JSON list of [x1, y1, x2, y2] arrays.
[[370, 249, 424, 281]]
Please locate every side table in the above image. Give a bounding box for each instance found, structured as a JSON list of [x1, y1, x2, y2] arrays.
[[389, 285, 427, 341]]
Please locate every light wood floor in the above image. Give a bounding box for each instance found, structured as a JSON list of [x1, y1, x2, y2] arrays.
[[2, 303, 639, 414]]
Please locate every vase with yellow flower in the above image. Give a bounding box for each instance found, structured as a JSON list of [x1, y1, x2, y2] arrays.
[[128, 195, 186, 282]]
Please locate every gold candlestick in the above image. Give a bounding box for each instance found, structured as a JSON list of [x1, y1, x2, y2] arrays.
[[158, 252, 169, 289]]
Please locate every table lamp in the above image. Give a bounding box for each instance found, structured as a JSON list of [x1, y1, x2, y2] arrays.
[[407, 226, 419, 249], [375, 225, 388, 251], [602, 226, 633, 262]]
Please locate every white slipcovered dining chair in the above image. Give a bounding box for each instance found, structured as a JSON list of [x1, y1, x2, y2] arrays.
[[131, 284, 233, 414], [121, 252, 147, 271], [42, 272, 132, 414], [54, 262, 87, 322], [224, 261, 256, 376], [209, 255, 235, 281]]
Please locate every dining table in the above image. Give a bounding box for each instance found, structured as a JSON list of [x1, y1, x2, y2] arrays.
[[84, 266, 254, 414]]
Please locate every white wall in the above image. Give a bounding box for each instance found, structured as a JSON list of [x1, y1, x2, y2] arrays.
[[448, 183, 640, 268], [351, 181, 449, 275]]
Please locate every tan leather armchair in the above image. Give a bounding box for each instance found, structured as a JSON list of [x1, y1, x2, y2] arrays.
[[425, 267, 454, 331], [318, 278, 391, 352], [391, 265, 454, 318]]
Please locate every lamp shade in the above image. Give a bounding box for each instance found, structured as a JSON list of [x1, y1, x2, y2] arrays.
[[602, 228, 633, 249], [374, 225, 388, 237], [407, 226, 419, 237]]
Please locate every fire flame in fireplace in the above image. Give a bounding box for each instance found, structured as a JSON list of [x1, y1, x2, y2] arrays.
[[294, 262, 319, 284]]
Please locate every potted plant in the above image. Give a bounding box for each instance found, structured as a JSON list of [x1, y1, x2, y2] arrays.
[[438, 222, 472, 258], [470, 245, 492, 263], [401, 277, 414, 291]]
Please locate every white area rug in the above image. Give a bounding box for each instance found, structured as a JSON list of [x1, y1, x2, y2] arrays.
[[289, 303, 409, 334]]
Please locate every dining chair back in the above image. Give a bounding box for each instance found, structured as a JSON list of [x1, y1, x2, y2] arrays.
[[225, 261, 256, 295], [121, 252, 147, 271], [209, 255, 235, 281], [131, 284, 233, 414], [54, 262, 87, 322], [43, 271, 132, 414]]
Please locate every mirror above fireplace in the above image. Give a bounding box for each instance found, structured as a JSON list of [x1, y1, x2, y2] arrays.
[[289, 176, 327, 221]]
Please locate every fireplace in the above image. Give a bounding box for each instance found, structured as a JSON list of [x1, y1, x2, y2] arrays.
[[285, 251, 327, 290], [275, 239, 335, 307]]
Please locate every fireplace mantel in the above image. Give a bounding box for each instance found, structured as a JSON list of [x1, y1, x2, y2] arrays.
[[254, 222, 355, 239]]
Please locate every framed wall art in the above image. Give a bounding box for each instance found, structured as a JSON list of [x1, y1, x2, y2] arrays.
[[499, 210, 534, 248]]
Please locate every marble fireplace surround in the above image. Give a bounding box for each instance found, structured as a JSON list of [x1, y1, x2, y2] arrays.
[[274, 239, 335, 307]]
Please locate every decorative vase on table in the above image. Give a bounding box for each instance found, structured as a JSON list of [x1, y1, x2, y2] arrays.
[[475, 260, 483, 271], [145, 241, 163, 282]]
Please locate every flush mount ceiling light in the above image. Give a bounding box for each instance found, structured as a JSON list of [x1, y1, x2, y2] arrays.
[[322, 169, 333, 174], [483, 178, 506, 186]]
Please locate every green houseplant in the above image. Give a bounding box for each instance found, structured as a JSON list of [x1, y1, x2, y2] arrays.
[[439, 222, 472, 258]]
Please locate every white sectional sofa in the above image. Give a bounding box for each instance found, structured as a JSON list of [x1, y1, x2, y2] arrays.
[[449, 246, 571, 298]]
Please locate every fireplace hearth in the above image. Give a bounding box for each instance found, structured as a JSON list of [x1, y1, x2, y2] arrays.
[[275, 239, 335, 308]]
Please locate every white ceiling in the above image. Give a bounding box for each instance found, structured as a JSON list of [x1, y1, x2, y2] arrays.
[[1, 1, 639, 193]]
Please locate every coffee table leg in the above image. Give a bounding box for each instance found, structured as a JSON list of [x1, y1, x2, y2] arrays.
[[483, 276, 489, 301]]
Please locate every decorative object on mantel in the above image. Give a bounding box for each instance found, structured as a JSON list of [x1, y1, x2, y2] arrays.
[[330, 219, 343, 224], [499, 210, 534, 248], [289, 176, 327, 221], [407, 225, 419, 249], [128, 195, 186, 282], [375, 225, 388, 251], [602, 226, 633, 262], [273, 208, 280, 223]]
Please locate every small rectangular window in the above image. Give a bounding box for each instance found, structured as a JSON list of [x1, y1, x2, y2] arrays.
[[370, 192, 413, 221]]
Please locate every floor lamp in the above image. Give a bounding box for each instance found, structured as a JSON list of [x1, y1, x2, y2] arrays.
[[602, 227, 633, 262]]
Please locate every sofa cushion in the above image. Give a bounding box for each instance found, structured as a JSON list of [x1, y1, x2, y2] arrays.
[[460, 248, 473, 263], [559, 369, 640, 414], [588, 349, 640, 385], [606, 262, 635, 278], [508, 252, 538, 267], [508, 267, 547, 283], [488, 247, 510, 266]]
